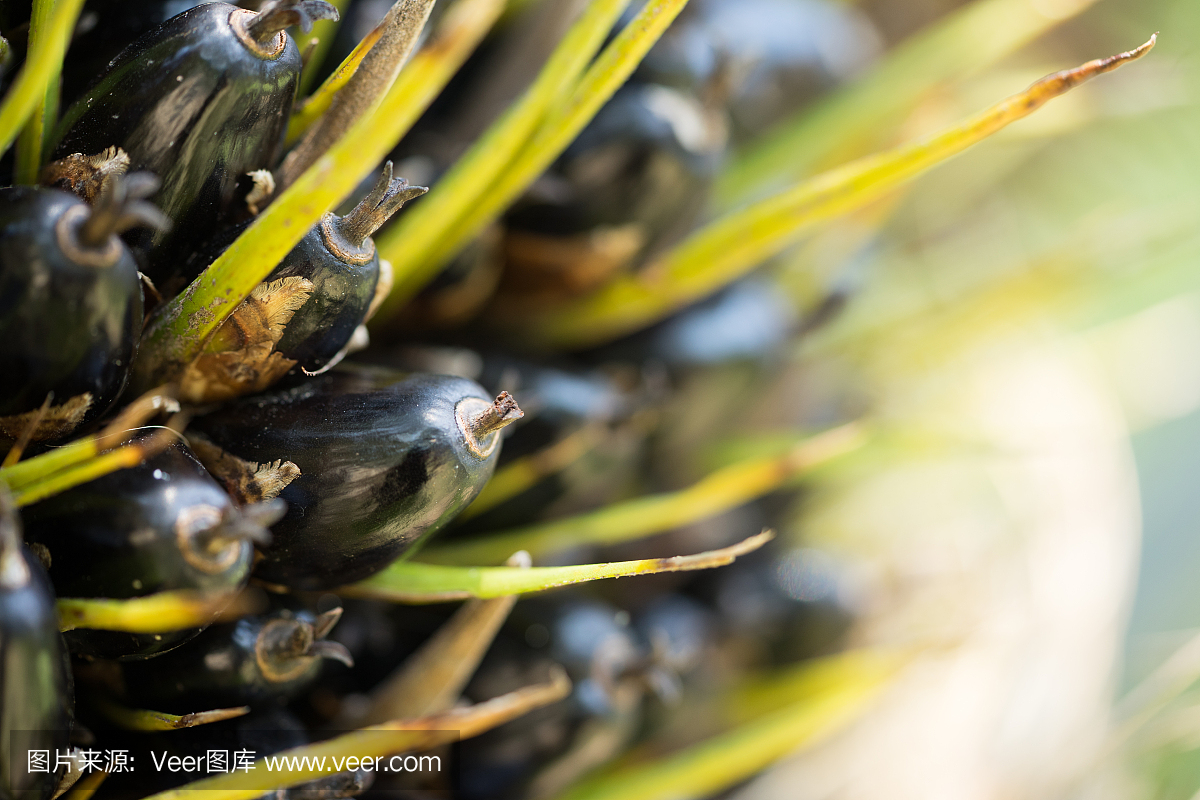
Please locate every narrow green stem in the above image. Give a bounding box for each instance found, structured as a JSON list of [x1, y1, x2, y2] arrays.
[[57, 589, 239, 633], [0, 0, 83, 158], [524, 36, 1157, 348], [10, 421, 183, 507], [460, 424, 602, 520], [345, 531, 771, 602], [717, 0, 1102, 208], [0, 390, 177, 490], [13, 444, 148, 507], [14, 0, 60, 184], [421, 424, 866, 565]]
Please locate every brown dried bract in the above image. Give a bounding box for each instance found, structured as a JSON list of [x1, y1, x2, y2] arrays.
[[0, 392, 93, 442], [40, 147, 130, 204], [178, 276, 314, 404], [189, 434, 300, 506]]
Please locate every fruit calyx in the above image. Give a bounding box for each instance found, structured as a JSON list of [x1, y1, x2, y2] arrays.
[[246, 1, 340, 47], [58, 172, 169, 267], [41, 147, 130, 204], [322, 161, 428, 264], [256, 608, 354, 682], [457, 391, 524, 459], [178, 498, 282, 574]]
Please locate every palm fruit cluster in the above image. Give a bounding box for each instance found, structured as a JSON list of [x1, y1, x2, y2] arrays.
[[0, 1, 1155, 800]]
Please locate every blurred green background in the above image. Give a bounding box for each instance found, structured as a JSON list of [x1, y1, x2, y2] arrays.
[[725, 0, 1200, 796]]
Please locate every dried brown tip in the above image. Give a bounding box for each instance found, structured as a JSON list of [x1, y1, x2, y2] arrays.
[[2, 393, 54, 467], [248, 0, 339, 43], [172, 706, 251, 728], [455, 392, 523, 460], [312, 607, 344, 640], [335, 161, 428, 247], [305, 609, 352, 666], [189, 435, 300, 506], [259, 610, 353, 680], [40, 146, 130, 203], [77, 171, 170, 249], [0, 392, 93, 441], [305, 639, 355, 668], [468, 392, 524, 439]]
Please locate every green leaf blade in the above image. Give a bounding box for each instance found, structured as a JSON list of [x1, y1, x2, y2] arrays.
[[372, 0, 693, 322], [525, 36, 1157, 348], [0, 0, 83, 158], [717, 0, 1103, 208]]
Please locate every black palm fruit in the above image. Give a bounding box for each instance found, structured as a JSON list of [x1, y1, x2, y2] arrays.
[[177, 163, 426, 404], [634, 0, 881, 143], [498, 82, 727, 311], [120, 607, 352, 711], [51, 0, 338, 290], [20, 439, 282, 660], [0, 176, 164, 441], [0, 492, 72, 800], [192, 367, 523, 590], [60, 2, 207, 109]]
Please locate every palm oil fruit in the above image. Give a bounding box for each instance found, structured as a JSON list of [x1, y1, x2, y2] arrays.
[[193, 368, 523, 590], [635, 0, 880, 143], [271, 162, 426, 372], [20, 439, 283, 660], [0, 492, 72, 800], [0, 175, 164, 441], [178, 163, 427, 404], [51, 0, 338, 291], [121, 607, 352, 711]]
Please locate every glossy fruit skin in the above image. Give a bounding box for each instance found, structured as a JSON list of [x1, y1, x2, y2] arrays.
[[0, 546, 73, 800], [60, 1, 207, 108], [121, 609, 334, 712], [20, 441, 255, 660], [193, 368, 504, 590], [0, 187, 142, 426], [52, 2, 301, 291], [272, 228, 379, 372]]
